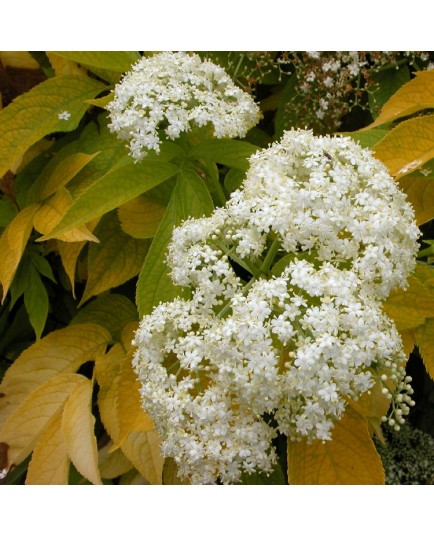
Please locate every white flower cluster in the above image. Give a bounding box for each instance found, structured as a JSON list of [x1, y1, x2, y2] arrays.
[[106, 52, 262, 161], [133, 130, 420, 484]]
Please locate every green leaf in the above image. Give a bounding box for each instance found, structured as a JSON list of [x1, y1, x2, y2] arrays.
[[118, 194, 166, 239], [368, 64, 410, 118], [189, 138, 258, 171], [237, 463, 286, 485], [275, 74, 299, 138], [0, 75, 106, 178], [39, 159, 178, 240], [79, 212, 150, 306], [0, 197, 17, 229], [24, 264, 49, 339], [223, 168, 246, 194], [136, 169, 214, 317], [30, 249, 56, 283]]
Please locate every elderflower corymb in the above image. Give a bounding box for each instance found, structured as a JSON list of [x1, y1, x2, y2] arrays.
[[106, 52, 261, 161], [133, 129, 420, 484]]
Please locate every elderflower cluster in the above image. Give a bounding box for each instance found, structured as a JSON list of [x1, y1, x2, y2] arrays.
[[106, 52, 261, 161], [133, 130, 420, 484]]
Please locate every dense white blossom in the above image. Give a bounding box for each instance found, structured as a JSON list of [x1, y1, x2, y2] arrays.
[[106, 52, 261, 161], [133, 129, 420, 484]]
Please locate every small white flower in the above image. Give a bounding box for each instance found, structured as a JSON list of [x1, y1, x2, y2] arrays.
[[107, 52, 261, 161], [58, 110, 71, 121]]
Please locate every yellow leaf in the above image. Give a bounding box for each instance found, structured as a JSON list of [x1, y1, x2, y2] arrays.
[[162, 458, 190, 485], [113, 349, 154, 449], [398, 174, 434, 225], [26, 409, 69, 484], [0, 52, 40, 70], [366, 70, 434, 129], [46, 53, 88, 77], [0, 204, 39, 301], [120, 430, 163, 485], [118, 194, 166, 239], [119, 470, 147, 485], [61, 378, 102, 485], [79, 212, 149, 306], [382, 274, 434, 331], [400, 329, 416, 356], [34, 187, 99, 242], [373, 115, 434, 178], [0, 373, 86, 467], [0, 323, 111, 428], [415, 318, 434, 381], [98, 440, 133, 479], [287, 406, 385, 484], [95, 344, 123, 443]]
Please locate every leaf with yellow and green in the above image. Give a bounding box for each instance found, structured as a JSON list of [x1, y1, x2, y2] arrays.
[[189, 138, 258, 171], [0, 75, 106, 178], [347, 382, 391, 441], [51, 51, 140, 80], [382, 273, 434, 331], [33, 187, 99, 243], [98, 441, 133, 479], [26, 408, 69, 484], [39, 159, 178, 241], [57, 218, 99, 296], [118, 194, 166, 239], [61, 377, 102, 485], [120, 430, 164, 485], [0, 52, 40, 70], [28, 151, 99, 204], [46, 52, 88, 77], [415, 318, 434, 381], [0, 373, 88, 468], [366, 70, 434, 129], [345, 129, 388, 149], [72, 293, 137, 341], [372, 115, 434, 178], [136, 169, 214, 317], [287, 406, 385, 484], [0, 323, 111, 428], [0, 203, 40, 301], [79, 212, 150, 306]]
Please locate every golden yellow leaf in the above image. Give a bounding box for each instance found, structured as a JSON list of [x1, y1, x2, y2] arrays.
[[119, 470, 148, 485], [26, 409, 69, 484], [98, 441, 133, 479], [415, 318, 434, 381], [398, 174, 434, 225], [382, 274, 434, 331], [400, 329, 416, 356], [34, 187, 98, 243], [120, 430, 163, 485], [0, 373, 87, 467], [0, 52, 40, 70], [61, 377, 102, 485], [0, 323, 111, 428], [287, 406, 385, 484], [113, 351, 154, 449], [162, 458, 190, 485], [372, 115, 434, 178], [46, 53, 88, 77], [95, 343, 123, 443], [118, 194, 166, 239], [366, 70, 434, 129], [0, 204, 39, 301]]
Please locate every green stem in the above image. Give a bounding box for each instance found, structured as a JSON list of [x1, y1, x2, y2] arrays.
[[197, 128, 228, 206], [260, 238, 281, 274], [215, 239, 262, 278]]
